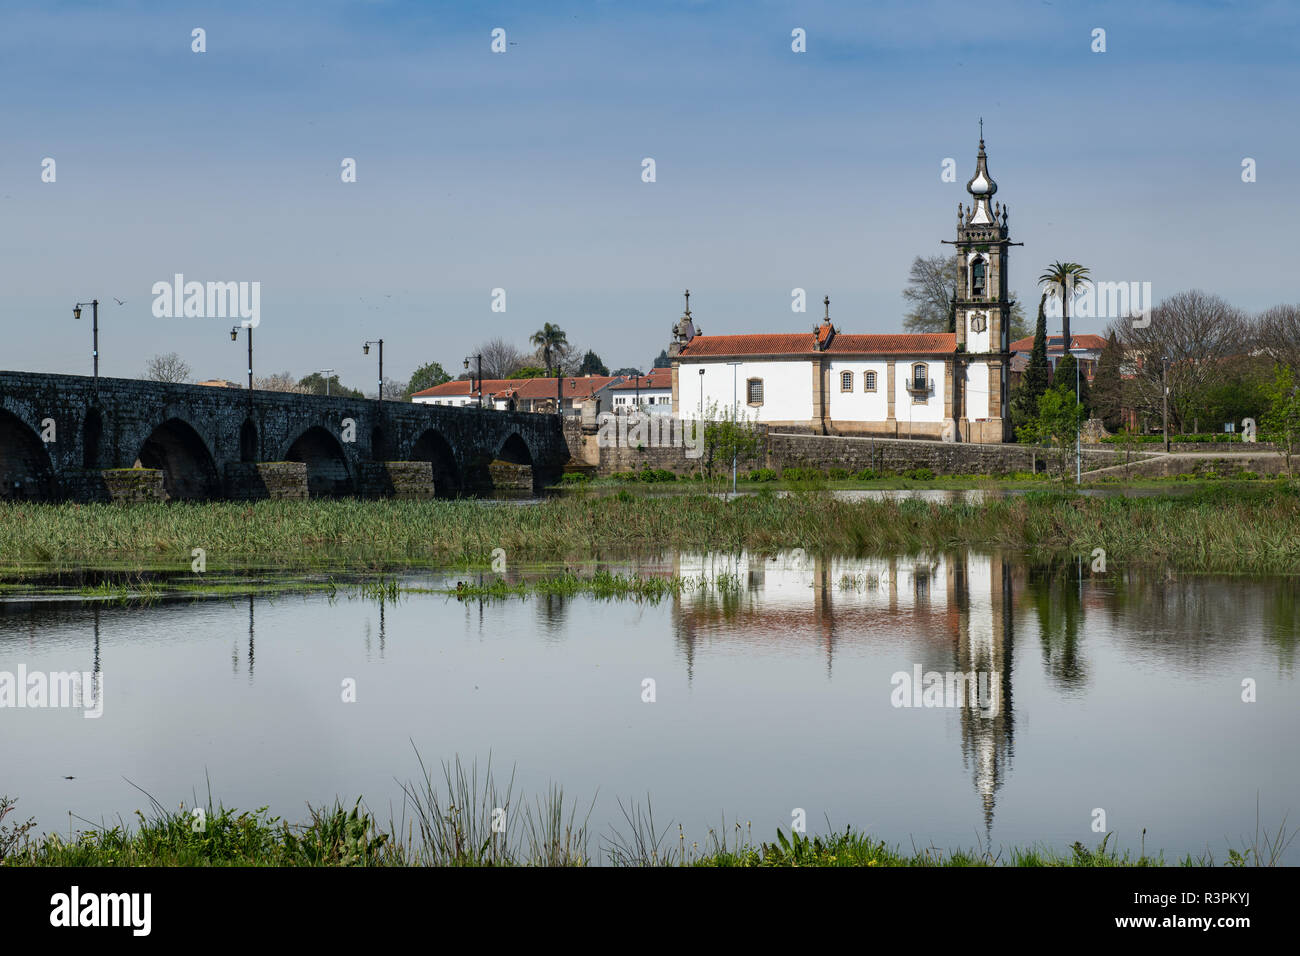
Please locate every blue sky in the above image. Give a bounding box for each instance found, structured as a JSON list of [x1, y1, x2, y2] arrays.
[[3, 0, 1298, 386]]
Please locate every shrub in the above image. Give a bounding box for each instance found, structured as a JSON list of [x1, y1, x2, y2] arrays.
[[560, 472, 590, 485], [827, 467, 850, 481], [747, 468, 778, 482], [637, 467, 677, 483], [1239, 471, 1259, 481], [781, 467, 826, 482], [854, 468, 881, 481], [902, 467, 936, 481]]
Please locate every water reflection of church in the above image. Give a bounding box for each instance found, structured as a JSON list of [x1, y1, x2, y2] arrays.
[[665, 550, 1017, 835]]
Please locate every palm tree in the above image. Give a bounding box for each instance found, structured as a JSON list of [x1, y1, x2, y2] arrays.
[[1038, 261, 1091, 394], [529, 323, 569, 378]]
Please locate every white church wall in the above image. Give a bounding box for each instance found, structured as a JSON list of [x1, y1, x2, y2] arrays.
[[682, 359, 812, 425], [964, 361, 990, 420], [827, 360, 890, 422]]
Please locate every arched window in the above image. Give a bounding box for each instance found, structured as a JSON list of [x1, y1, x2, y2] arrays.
[[912, 363, 928, 390], [971, 257, 986, 298], [864, 371, 877, 392], [840, 370, 853, 392]]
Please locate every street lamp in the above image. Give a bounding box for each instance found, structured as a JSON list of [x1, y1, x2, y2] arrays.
[[1069, 346, 1086, 483], [1162, 354, 1170, 453], [315, 368, 335, 397], [363, 339, 384, 400], [463, 354, 483, 408], [698, 367, 705, 420], [72, 300, 100, 383], [230, 325, 253, 409], [728, 361, 741, 494]]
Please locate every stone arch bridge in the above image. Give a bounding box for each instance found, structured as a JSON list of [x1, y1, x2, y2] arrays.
[[0, 371, 571, 502]]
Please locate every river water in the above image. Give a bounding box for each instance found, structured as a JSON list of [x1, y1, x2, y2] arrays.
[[2, 550, 1296, 863]]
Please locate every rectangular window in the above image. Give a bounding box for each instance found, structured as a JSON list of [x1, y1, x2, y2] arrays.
[[746, 378, 764, 406], [840, 370, 853, 392]]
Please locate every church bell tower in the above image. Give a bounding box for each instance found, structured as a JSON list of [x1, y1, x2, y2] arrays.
[[949, 124, 1017, 443]]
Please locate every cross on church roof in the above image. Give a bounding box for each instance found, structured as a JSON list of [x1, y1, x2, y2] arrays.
[[683, 288, 691, 317], [824, 295, 830, 319]]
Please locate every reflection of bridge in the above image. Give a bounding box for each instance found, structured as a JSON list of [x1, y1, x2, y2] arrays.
[[0, 370, 569, 501]]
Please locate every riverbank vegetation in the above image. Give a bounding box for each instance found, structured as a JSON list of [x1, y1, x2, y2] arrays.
[[3, 782, 1289, 867], [3, 483, 1300, 575]]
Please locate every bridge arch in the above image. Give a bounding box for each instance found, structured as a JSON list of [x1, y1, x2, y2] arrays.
[[410, 428, 461, 497], [136, 417, 220, 500], [285, 426, 354, 497], [497, 432, 534, 466], [0, 409, 55, 500]]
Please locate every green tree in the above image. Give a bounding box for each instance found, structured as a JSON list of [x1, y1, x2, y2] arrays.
[[652, 350, 671, 369], [1054, 352, 1091, 417], [298, 372, 364, 399], [1016, 384, 1086, 483], [612, 367, 643, 377], [1039, 261, 1091, 395], [1090, 331, 1125, 432], [507, 366, 547, 379], [529, 323, 569, 378], [1010, 293, 1051, 437], [405, 362, 451, 398], [700, 400, 762, 481], [578, 350, 609, 376], [1260, 364, 1300, 476]]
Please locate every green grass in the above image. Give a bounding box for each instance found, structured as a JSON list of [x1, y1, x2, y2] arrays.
[[3, 483, 1300, 575], [5, 784, 1290, 867]]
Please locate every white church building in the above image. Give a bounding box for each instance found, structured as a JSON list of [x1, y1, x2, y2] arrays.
[[669, 134, 1015, 444]]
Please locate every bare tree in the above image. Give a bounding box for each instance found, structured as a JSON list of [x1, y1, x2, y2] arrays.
[[476, 338, 523, 379], [1112, 290, 1248, 433], [902, 254, 959, 333], [143, 352, 191, 383], [1256, 304, 1300, 371], [254, 371, 310, 393]]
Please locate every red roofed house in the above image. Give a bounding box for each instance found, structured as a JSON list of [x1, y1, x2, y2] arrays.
[[1007, 333, 1107, 390], [411, 374, 626, 415], [665, 135, 1018, 443], [609, 367, 673, 415]]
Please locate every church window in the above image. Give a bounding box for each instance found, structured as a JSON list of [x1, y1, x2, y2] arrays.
[[840, 371, 853, 392], [971, 258, 986, 298], [864, 371, 877, 392], [746, 378, 764, 406]]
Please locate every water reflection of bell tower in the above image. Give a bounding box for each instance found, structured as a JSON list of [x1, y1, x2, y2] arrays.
[[947, 552, 1016, 836]]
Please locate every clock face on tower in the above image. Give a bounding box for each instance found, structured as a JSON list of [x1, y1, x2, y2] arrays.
[[970, 313, 987, 333]]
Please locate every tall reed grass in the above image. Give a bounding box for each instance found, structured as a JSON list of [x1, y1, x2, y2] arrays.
[[2, 484, 1299, 574]]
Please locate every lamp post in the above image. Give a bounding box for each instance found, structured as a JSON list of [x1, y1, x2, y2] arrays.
[[316, 368, 335, 397], [698, 367, 705, 420], [634, 373, 641, 412], [728, 361, 741, 495], [463, 354, 482, 408], [1069, 347, 1084, 483], [1162, 354, 1170, 453], [230, 325, 253, 409], [363, 339, 384, 401], [72, 300, 100, 383]]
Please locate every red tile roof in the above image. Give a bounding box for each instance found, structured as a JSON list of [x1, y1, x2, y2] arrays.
[[828, 333, 957, 354], [411, 375, 625, 401], [677, 331, 957, 357], [1008, 333, 1108, 353], [610, 368, 672, 390]]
